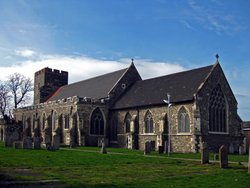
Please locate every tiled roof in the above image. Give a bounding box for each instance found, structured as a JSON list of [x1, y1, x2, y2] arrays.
[[112, 64, 214, 109], [47, 68, 128, 101]]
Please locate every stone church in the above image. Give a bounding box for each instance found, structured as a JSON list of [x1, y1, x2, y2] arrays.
[[13, 57, 243, 153]]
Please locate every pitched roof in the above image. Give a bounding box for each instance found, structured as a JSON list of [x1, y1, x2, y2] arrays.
[[112, 64, 214, 109], [47, 67, 128, 101]]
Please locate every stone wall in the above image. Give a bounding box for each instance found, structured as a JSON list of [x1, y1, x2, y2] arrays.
[[195, 63, 243, 152]]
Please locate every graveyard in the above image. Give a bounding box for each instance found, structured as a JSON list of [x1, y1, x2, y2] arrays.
[[0, 142, 249, 188]]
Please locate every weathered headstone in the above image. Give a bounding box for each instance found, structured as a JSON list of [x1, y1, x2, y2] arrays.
[[23, 137, 32, 149], [4, 135, 13, 147], [144, 141, 151, 155], [239, 145, 246, 155], [201, 142, 209, 164], [164, 140, 168, 154], [100, 139, 107, 154], [52, 134, 60, 150], [248, 146, 250, 173], [229, 143, 234, 154], [158, 146, 164, 154], [14, 141, 22, 149], [219, 145, 228, 168], [34, 137, 41, 149]]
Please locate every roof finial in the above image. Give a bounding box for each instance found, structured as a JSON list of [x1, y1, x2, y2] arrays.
[[215, 53, 219, 63], [131, 58, 134, 63]]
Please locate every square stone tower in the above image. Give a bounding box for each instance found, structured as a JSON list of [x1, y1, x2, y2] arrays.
[[34, 67, 68, 105]]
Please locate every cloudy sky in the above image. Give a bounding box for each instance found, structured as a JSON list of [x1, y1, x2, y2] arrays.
[[0, 0, 249, 120]]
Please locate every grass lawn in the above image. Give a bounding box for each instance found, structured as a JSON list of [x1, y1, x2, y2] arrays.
[[0, 142, 249, 188]]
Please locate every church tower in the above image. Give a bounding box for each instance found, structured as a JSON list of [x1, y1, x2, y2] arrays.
[[34, 67, 68, 105]]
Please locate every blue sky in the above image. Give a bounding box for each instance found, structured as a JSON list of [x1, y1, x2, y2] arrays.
[[0, 0, 249, 120]]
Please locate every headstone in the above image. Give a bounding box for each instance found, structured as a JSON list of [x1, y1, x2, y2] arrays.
[[100, 139, 107, 154], [144, 141, 151, 155], [52, 134, 60, 150], [229, 143, 234, 154], [219, 145, 228, 168], [14, 141, 22, 149], [34, 137, 41, 149], [239, 145, 246, 155], [164, 140, 168, 154], [214, 154, 219, 161], [201, 142, 209, 164], [4, 135, 13, 147], [150, 141, 156, 151], [158, 146, 164, 154], [248, 146, 250, 173], [23, 137, 32, 149]]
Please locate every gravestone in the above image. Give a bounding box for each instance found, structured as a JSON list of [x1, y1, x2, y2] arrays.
[[100, 139, 107, 154], [144, 141, 151, 155], [239, 145, 246, 155], [52, 134, 60, 150], [158, 146, 164, 154], [229, 143, 234, 154], [34, 137, 41, 149], [4, 135, 13, 147], [14, 141, 22, 149], [248, 146, 250, 173], [219, 145, 228, 168], [164, 140, 168, 154], [201, 142, 209, 164], [23, 137, 32, 149]]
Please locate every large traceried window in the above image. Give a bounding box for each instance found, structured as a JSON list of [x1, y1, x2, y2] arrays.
[[209, 85, 227, 133], [178, 106, 190, 133], [144, 111, 154, 133], [124, 112, 132, 133], [90, 108, 104, 135]]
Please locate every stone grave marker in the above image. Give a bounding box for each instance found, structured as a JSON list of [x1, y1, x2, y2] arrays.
[[4, 135, 13, 147], [248, 146, 250, 173], [34, 137, 41, 149], [201, 142, 209, 164], [229, 143, 234, 154], [14, 141, 22, 149], [158, 146, 164, 154], [144, 141, 151, 155], [23, 137, 32, 149], [100, 139, 107, 154], [52, 134, 60, 150], [239, 145, 246, 155], [219, 145, 228, 168], [164, 140, 168, 154]]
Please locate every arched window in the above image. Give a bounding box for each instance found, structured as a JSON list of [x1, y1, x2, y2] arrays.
[[209, 85, 227, 132], [42, 114, 46, 130], [178, 106, 190, 133], [110, 115, 117, 141], [64, 114, 70, 129], [52, 111, 57, 131], [144, 111, 154, 133], [124, 113, 132, 133], [90, 108, 104, 135]]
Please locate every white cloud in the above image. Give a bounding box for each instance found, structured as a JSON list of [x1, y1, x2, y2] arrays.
[[15, 49, 36, 57], [0, 51, 185, 84]]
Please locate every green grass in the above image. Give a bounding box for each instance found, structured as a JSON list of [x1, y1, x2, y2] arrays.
[[0, 142, 249, 187]]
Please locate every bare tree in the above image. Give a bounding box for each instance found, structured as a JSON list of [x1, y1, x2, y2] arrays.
[[7, 73, 33, 109], [0, 81, 10, 117]]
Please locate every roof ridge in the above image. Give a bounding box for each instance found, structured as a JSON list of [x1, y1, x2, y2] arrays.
[[66, 67, 128, 86]]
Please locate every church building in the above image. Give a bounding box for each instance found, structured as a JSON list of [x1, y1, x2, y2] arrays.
[[13, 57, 243, 153]]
